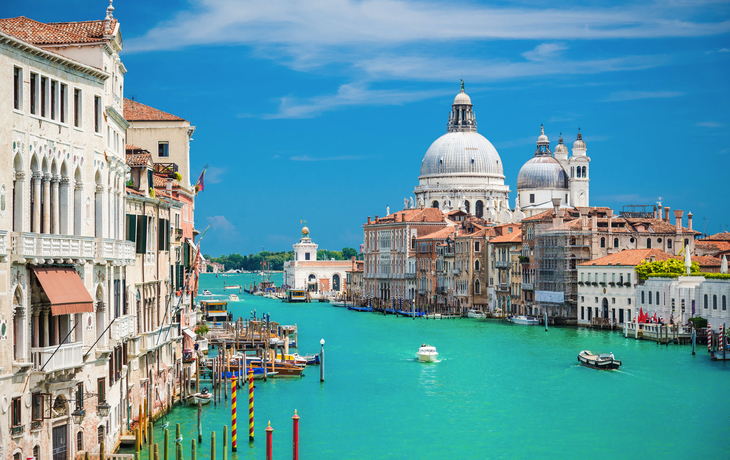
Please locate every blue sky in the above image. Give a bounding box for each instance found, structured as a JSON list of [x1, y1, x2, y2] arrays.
[[5, 0, 729, 256]]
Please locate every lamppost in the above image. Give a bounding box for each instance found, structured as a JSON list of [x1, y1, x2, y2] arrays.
[[319, 338, 325, 382]]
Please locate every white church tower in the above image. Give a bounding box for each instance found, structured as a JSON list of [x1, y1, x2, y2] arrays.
[[568, 130, 590, 207]]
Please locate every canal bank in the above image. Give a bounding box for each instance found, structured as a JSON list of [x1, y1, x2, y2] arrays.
[[125, 273, 729, 460]]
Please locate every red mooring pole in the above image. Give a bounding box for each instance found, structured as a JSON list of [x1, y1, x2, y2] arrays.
[[266, 421, 273, 460], [292, 410, 300, 460], [248, 367, 254, 442]]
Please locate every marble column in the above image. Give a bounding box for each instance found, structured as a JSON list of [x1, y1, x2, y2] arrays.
[[54, 313, 60, 345], [33, 312, 39, 348], [42, 173, 51, 234], [12, 171, 25, 232], [32, 172, 42, 233], [59, 177, 70, 235], [52, 175, 60, 234], [43, 310, 49, 348]]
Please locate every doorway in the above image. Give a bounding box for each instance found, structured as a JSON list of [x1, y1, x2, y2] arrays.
[[602, 298, 609, 318], [53, 424, 67, 460]]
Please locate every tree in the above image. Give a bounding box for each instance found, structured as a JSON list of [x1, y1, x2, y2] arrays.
[[342, 247, 358, 260], [636, 258, 700, 280]]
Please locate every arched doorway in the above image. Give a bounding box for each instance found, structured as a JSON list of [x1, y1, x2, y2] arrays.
[[602, 298, 609, 319], [431, 200, 439, 209], [332, 274, 341, 292], [307, 274, 317, 292]]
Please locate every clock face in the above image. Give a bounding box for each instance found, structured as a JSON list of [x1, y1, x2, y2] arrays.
[[579, 190, 585, 198]]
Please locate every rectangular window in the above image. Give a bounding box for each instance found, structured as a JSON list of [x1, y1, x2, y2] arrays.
[[125, 214, 137, 242], [581, 306, 584, 320], [158, 142, 169, 157], [627, 273, 631, 284], [305, 252, 310, 261], [74, 88, 82, 127], [13, 67, 22, 110], [12, 397, 22, 426], [30, 73, 38, 114], [32, 393, 44, 421], [530, 194, 535, 204], [76, 383, 84, 409], [94, 95, 101, 132], [40, 76, 47, 117], [97, 378, 106, 403], [60, 83, 67, 123], [51, 80, 57, 120]]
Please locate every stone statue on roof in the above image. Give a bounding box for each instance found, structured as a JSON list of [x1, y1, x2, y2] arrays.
[[460, 79, 464, 91], [410, 197, 414, 209], [404, 197, 409, 210]]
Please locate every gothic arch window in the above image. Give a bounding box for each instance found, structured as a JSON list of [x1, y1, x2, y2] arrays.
[[581, 166, 586, 177], [98, 425, 105, 444], [474, 279, 481, 295], [648, 291, 652, 305], [646, 238, 652, 249], [613, 238, 619, 248], [431, 201, 439, 209], [600, 237, 605, 248], [33, 445, 40, 460], [475, 200, 483, 217], [475, 260, 480, 271], [77, 431, 84, 452], [684, 238, 689, 247], [464, 200, 470, 214], [723, 295, 727, 310], [332, 274, 341, 292]]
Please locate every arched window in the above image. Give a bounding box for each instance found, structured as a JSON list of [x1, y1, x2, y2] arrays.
[[475, 260, 480, 271], [641, 291, 645, 304], [613, 238, 619, 248], [684, 238, 689, 247], [332, 274, 341, 291], [431, 200, 439, 209], [464, 200, 470, 214], [713, 295, 717, 309], [474, 279, 481, 295], [74, 167, 83, 235], [77, 431, 84, 452], [439, 159, 443, 173], [95, 171, 103, 238], [582, 166, 586, 177], [33, 445, 40, 460], [656, 292, 660, 305], [13, 453, 21, 460], [646, 238, 652, 249], [475, 200, 484, 217], [600, 237, 605, 248], [667, 240, 672, 249], [704, 294, 708, 309], [648, 291, 652, 304]]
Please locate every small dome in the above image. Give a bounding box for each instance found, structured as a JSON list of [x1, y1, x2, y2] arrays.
[[301, 226, 309, 236], [517, 156, 569, 190], [554, 135, 568, 156], [537, 124, 549, 144], [573, 131, 586, 150], [454, 90, 472, 105]]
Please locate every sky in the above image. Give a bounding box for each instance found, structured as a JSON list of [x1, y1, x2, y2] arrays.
[[4, 0, 729, 256]]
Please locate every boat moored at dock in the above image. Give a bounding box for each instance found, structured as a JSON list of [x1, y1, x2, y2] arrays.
[[511, 315, 540, 325], [467, 309, 486, 319]]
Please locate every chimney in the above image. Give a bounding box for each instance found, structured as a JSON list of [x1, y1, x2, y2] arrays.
[[394, 213, 399, 223], [401, 212, 406, 222], [367, 216, 371, 224], [657, 203, 663, 220], [687, 212, 693, 231], [653, 205, 657, 219], [552, 197, 562, 215], [664, 207, 670, 222], [606, 209, 613, 218], [674, 210, 683, 231], [375, 215, 379, 223]]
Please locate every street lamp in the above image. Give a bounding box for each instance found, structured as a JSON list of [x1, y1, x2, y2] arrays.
[[71, 408, 85, 425], [97, 401, 111, 418], [319, 338, 325, 382]]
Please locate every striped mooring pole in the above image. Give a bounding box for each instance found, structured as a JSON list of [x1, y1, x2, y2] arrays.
[[248, 367, 254, 442], [231, 376, 237, 452], [720, 324, 725, 356], [708, 323, 712, 353]]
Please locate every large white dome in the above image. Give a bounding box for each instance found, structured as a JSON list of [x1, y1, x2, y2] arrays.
[[419, 131, 504, 178]]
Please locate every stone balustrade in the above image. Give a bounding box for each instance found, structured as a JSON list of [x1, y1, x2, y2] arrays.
[[30, 341, 83, 373]]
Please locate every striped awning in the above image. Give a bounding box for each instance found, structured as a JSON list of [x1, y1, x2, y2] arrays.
[[32, 267, 94, 315]]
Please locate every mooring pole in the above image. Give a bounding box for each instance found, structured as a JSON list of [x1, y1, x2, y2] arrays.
[[320, 338, 325, 383], [266, 422, 274, 460], [692, 323, 696, 355], [231, 376, 237, 452], [248, 366, 254, 442], [197, 401, 203, 443], [292, 410, 300, 460]]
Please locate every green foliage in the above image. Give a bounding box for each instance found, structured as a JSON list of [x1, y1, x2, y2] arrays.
[[689, 317, 707, 329], [174, 172, 183, 182], [149, 188, 155, 198], [207, 246, 360, 272], [695, 273, 730, 280], [194, 324, 209, 336], [636, 259, 699, 280]]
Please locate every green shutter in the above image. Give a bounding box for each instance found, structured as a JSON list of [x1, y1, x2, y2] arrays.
[[126, 214, 136, 242], [136, 217, 148, 254], [158, 218, 164, 250]]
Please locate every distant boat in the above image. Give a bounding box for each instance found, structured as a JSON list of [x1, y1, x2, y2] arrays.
[[348, 305, 373, 312], [191, 389, 212, 405], [417, 345, 438, 362], [229, 294, 239, 301], [578, 350, 621, 370], [224, 285, 241, 290], [511, 315, 539, 325], [330, 301, 347, 307], [467, 309, 486, 319], [202, 289, 212, 296]]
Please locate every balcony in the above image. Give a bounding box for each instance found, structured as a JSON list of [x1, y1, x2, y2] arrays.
[[453, 269, 461, 276], [111, 315, 135, 341], [175, 228, 183, 240], [521, 282, 534, 291], [497, 284, 510, 292], [10, 232, 133, 264], [418, 289, 426, 295], [30, 342, 83, 373], [436, 286, 446, 293], [0, 230, 8, 262], [184, 311, 198, 328], [404, 272, 416, 279], [140, 325, 172, 353], [496, 260, 510, 269], [97, 238, 135, 263]]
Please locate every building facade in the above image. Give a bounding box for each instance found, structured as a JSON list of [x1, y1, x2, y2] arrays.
[[283, 227, 350, 293]]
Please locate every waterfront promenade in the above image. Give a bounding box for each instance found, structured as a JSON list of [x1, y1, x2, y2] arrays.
[[129, 273, 729, 460]]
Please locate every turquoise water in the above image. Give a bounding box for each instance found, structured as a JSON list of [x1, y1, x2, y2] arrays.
[[132, 273, 729, 459]]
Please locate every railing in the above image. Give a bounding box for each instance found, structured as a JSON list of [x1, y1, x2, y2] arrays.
[[10, 232, 133, 262], [170, 323, 181, 340], [196, 338, 208, 352], [418, 289, 426, 295], [0, 230, 8, 258], [111, 315, 135, 341], [11, 425, 24, 436], [184, 311, 197, 328], [31, 342, 83, 372], [404, 272, 416, 279], [140, 325, 172, 352], [521, 283, 534, 290], [453, 269, 461, 276], [495, 260, 510, 269], [497, 284, 509, 292]]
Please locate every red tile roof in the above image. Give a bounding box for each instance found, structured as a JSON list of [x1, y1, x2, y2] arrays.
[[490, 229, 522, 244], [702, 232, 730, 241], [0, 17, 116, 45], [366, 207, 446, 225], [124, 98, 187, 122], [125, 144, 143, 151], [126, 187, 144, 196], [579, 249, 673, 266], [416, 226, 456, 240], [126, 153, 151, 166]]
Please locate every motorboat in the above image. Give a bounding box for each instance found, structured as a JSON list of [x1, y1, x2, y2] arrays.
[[578, 350, 622, 370], [229, 294, 239, 301], [512, 315, 539, 325], [202, 289, 213, 296], [224, 285, 241, 290], [191, 388, 212, 405], [330, 301, 347, 307], [467, 309, 486, 319], [417, 345, 438, 362], [276, 353, 308, 367]]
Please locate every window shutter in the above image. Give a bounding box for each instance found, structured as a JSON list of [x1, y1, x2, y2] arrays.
[[126, 214, 136, 242], [158, 218, 164, 249], [136, 216, 144, 254]]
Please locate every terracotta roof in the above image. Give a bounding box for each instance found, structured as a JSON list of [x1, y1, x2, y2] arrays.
[[0, 17, 116, 46], [695, 241, 730, 255], [702, 232, 730, 241], [677, 255, 721, 267], [366, 207, 446, 225], [579, 249, 673, 267], [416, 226, 456, 240], [126, 153, 151, 166], [124, 98, 187, 122], [152, 174, 169, 187], [126, 187, 144, 196], [125, 144, 143, 151], [490, 229, 522, 244]]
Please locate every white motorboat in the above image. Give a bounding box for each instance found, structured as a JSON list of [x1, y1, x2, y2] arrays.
[[202, 289, 212, 296], [512, 315, 539, 325], [417, 345, 438, 362], [578, 350, 621, 370], [224, 285, 241, 290], [467, 309, 486, 319], [229, 294, 239, 301], [330, 301, 347, 307], [191, 389, 212, 405]]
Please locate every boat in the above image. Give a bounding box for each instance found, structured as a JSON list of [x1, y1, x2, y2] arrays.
[[224, 285, 241, 290], [202, 289, 212, 296], [229, 294, 239, 301], [417, 345, 438, 362], [276, 353, 308, 367], [330, 301, 347, 307], [511, 315, 540, 325], [398, 309, 425, 317], [467, 309, 486, 319], [578, 350, 621, 370], [348, 305, 373, 312], [200, 300, 233, 323], [191, 388, 212, 405]]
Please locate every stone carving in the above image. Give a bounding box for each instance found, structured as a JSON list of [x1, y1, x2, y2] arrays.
[[409, 197, 414, 209]]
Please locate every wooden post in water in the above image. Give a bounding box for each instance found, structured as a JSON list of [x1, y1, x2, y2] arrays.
[[198, 402, 203, 443], [100, 439, 105, 460], [692, 323, 696, 355], [154, 443, 159, 460], [223, 425, 228, 460], [164, 428, 169, 460], [135, 427, 141, 453], [191, 439, 197, 460], [211, 431, 216, 460], [248, 366, 254, 442], [149, 417, 154, 460], [232, 376, 237, 452]]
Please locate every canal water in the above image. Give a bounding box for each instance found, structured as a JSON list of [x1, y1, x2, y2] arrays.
[[129, 273, 729, 459]]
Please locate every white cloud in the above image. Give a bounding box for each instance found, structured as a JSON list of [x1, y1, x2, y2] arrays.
[[206, 215, 235, 231], [265, 83, 449, 119], [522, 43, 568, 62], [205, 166, 226, 184], [696, 122, 724, 127], [290, 154, 372, 162], [602, 91, 684, 102], [720, 48, 730, 52]]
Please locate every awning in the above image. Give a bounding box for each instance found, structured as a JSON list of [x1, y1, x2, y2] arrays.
[[32, 267, 94, 315], [182, 328, 196, 339]]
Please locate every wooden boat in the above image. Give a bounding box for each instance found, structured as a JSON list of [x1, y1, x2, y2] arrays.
[[261, 362, 304, 377], [191, 389, 212, 405], [330, 301, 347, 307], [398, 309, 425, 317], [348, 305, 373, 312], [578, 350, 621, 370]]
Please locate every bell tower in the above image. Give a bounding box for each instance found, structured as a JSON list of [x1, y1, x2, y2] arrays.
[[569, 129, 590, 207]]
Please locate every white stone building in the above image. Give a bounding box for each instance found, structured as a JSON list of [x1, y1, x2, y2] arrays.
[[283, 227, 350, 293], [516, 127, 590, 217]]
